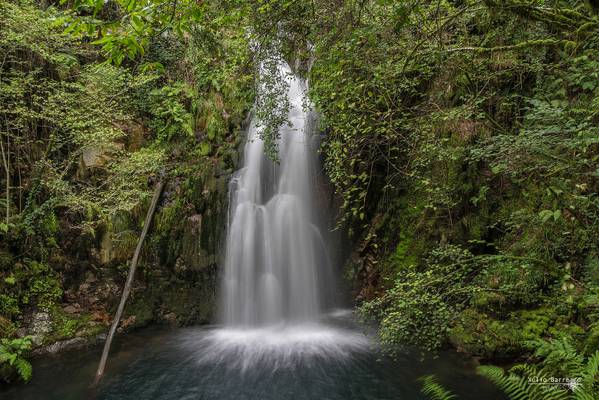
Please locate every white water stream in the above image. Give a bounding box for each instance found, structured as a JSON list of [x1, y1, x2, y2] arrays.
[[209, 61, 369, 363], [222, 62, 328, 326]]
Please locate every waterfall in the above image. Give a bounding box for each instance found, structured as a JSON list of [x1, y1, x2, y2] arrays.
[[221, 61, 331, 327], [172, 61, 370, 370], [197, 59, 370, 369]]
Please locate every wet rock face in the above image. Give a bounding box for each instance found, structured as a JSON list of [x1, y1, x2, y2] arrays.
[[88, 152, 234, 330], [137, 165, 230, 325], [30, 312, 53, 346], [63, 153, 234, 334], [34, 337, 87, 356], [10, 140, 240, 357]]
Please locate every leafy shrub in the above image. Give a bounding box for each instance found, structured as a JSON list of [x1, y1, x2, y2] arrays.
[[0, 261, 62, 318], [362, 243, 556, 352], [361, 245, 478, 351], [148, 83, 194, 143]]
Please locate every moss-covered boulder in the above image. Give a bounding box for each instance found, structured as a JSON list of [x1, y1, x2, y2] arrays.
[[449, 307, 566, 360]]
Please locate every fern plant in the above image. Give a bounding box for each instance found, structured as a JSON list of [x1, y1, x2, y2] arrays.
[[526, 337, 584, 378], [420, 340, 599, 400], [0, 336, 33, 382], [526, 337, 599, 399], [419, 375, 458, 400], [477, 355, 599, 400], [477, 365, 569, 400]]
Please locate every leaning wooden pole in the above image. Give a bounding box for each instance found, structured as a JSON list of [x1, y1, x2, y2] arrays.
[[94, 179, 165, 385]]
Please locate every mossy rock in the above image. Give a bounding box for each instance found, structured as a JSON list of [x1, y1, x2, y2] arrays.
[[123, 294, 156, 329], [177, 213, 218, 272], [471, 290, 508, 310], [153, 267, 217, 325], [517, 308, 557, 340], [386, 233, 418, 273], [449, 309, 521, 359], [449, 307, 560, 360], [47, 307, 92, 342]]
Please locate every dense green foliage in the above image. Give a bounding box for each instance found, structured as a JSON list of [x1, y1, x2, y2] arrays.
[[0, 0, 253, 382], [292, 0, 599, 365], [229, 0, 599, 395]]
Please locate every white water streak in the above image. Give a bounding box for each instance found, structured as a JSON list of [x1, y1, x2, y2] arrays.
[[221, 62, 331, 327]]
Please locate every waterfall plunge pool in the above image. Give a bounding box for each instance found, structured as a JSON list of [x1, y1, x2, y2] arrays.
[[1, 311, 505, 400], [1, 64, 507, 400]]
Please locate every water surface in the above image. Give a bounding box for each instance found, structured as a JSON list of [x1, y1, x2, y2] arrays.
[[1, 315, 505, 400]]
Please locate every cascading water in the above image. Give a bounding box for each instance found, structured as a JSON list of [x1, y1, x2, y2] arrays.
[[185, 60, 371, 368], [221, 62, 329, 327]]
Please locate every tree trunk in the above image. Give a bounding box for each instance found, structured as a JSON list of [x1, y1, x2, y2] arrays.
[[93, 179, 165, 385]]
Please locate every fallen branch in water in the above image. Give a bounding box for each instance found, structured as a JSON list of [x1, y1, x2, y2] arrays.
[[93, 179, 165, 385]]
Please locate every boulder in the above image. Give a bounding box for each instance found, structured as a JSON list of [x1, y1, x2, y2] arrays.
[[63, 304, 81, 314], [40, 337, 87, 355]]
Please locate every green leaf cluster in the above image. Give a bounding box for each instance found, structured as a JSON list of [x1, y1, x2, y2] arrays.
[[0, 336, 33, 383]]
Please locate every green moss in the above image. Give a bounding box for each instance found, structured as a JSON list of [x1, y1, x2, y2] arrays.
[[384, 232, 418, 278], [49, 308, 90, 341], [198, 142, 212, 156], [20, 262, 63, 311], [124, 295, 155, 328], [471, 291, 508, 310], [449, 307, 564, 359], [449, 309, 520, 358], [518, 308, 556, 341], [0, 295, 20, 318]]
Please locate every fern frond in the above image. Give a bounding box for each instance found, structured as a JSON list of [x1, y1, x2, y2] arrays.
[[533, 385, 570, 400], [0, 346, 12, 363], [569, 351, 599, 400], [478, 365, 531, 400], [477, 365, 569, 400], [573, 391, 596, 400], [581, 351, 599, 385], [14, 357, 32, 382], [510, 363, 538, 376], [419, 375, 458, 400], [528, 337, 585, 377]]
